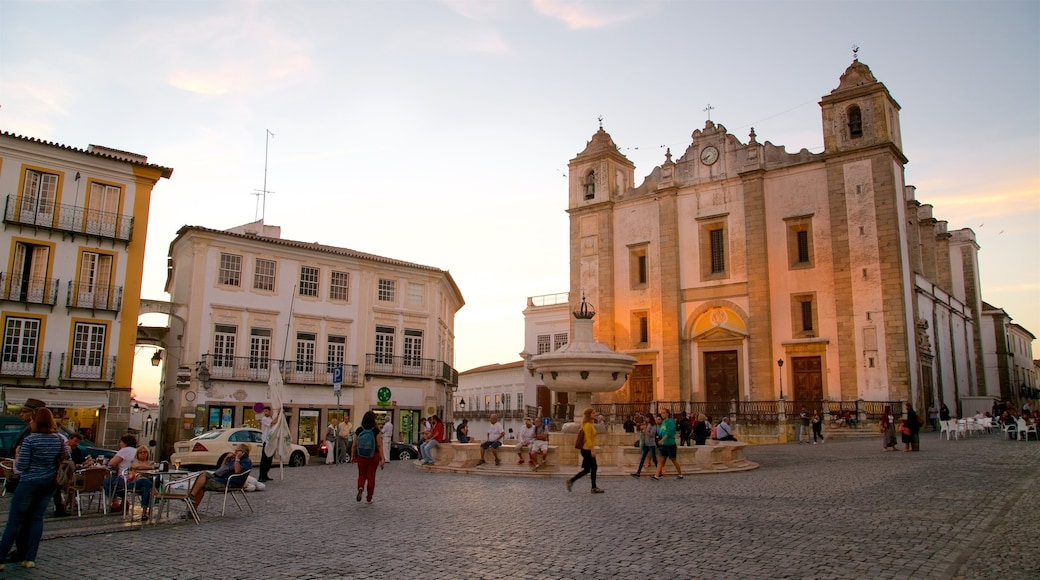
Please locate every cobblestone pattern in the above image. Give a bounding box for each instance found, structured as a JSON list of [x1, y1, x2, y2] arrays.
[[0, 433, 1035, 579]]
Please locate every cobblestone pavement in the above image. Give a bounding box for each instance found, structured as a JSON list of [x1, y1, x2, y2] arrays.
[[1, 432, 1037, 579]]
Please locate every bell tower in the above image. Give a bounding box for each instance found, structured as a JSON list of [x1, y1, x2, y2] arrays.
[[819, 58, 905, 158], [566, 124, 635, 348]]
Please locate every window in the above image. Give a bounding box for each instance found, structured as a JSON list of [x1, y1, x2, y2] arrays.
[[87, 182, 121, 238], [327, 335, 346, 369], [786, 216, 815, 269], [791, 294, 818, 337], [76, 251, 114, 308], [698, 215, 729, 280], [10, 242, 51, 304], [537, 334, 551, 355], [213, 324, 237, 368], [375, 326, 395, 366], [330, 271, 350, 301], [218, 253, 242, 287], [632, 312, 649, 346], [710, 229, 725, 274], [207, 406, 235, 430], [71, 322, 106, 379], [378, 278, 396, 302], [249, 328, 271, 371], [403, 329, 423, 369], [20, 169, 58, 224], [296, 332, 316, 373], [847, 105, 863, 138], [407, 283, 424, 306], [2, 317, 40, 375], [253, 258, 276, 291], [517, 393, 523, 410], [584, 171, 596, 200], [630, 245, 648, 288], [553, 333, 568, 351], [299, 266, 319, 297]]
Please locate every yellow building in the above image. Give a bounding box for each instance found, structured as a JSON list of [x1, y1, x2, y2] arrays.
[[0, 131, 172, 447], [565, 60, 1001, 415]]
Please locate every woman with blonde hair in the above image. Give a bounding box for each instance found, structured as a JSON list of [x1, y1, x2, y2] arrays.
[[566, 407, 603, 494]]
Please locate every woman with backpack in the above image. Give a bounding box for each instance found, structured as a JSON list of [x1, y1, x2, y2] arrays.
[[351, 411, 386, 504]]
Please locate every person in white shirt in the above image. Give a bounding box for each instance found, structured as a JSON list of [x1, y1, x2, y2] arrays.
[[259, 405, 278, 482], [478, 414, 505, 466], [516, 417, 536, 465], [380, 416, 394, 462]]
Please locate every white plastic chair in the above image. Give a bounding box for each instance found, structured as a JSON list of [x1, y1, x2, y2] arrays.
[[1004, 420, 1018, 440], [1016, 418, 1037, 441], [939, 420, 954, 441], [955, 419, 968, 440]]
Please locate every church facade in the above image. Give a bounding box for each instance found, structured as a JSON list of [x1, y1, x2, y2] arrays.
[[565, 60, 991, 414]]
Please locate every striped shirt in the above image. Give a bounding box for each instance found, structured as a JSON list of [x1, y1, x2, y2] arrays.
[[16, 433, 69, 484]]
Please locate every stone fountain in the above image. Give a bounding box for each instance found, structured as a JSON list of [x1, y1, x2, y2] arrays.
[[529, 295, 637, 467]]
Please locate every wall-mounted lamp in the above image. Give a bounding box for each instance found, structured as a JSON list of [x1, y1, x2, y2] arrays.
[[197, 362, 211, 390], [150, 350, 163, 367]]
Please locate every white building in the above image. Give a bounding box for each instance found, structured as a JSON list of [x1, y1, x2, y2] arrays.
[[981, 302, 1038, 406], [0, 131, 172, 447], [153, 220, 463, 457]]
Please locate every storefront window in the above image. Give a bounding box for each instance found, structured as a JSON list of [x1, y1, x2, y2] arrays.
[[243, 407, 259, 429], [208, 406, 234, 430], [329, 409, 351, 425], [298, 409, 319, 445]]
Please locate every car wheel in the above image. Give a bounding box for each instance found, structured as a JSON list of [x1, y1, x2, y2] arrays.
[[289, 451, 306, 467], [396, 449, 414, 461]]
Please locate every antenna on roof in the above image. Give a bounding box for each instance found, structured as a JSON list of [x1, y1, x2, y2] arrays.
[[252, 129, 275, 221]]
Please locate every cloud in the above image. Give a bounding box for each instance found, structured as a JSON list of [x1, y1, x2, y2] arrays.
[[531, 0, 650, 29]]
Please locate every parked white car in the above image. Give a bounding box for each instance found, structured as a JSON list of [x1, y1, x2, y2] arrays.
[[171, 428, 310, 468]]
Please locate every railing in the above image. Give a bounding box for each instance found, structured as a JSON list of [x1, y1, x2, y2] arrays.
[[0, 272, 60, 305], [364, 354, 458, 384], [0, 351, 51, 378], [59, 353, 116, 381], [528, 292, 569, 307], [66, 281, 123, 311], [591, 399, 908, 424], [453, 405, 540, 422], [4, 195, 134, 242], [199, 354, 361, 386]]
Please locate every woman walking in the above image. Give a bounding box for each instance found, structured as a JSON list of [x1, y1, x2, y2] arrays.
[[567, 408, 603, 494], [0, 408, 68, 570], [631, 413, 658, 478], [904, 402, 922, 452], [351, 411, 386, 504], [880, 405, 897, 451], [811, 410, 824, 444]]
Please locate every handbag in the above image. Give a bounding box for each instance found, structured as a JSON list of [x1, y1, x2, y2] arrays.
[[899, 423, 911, 436], [574, 427, 586, 450]]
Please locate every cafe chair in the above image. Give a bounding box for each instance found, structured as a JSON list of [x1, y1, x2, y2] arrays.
[[1016, 418, 1037, 441], [938, 420, 954, 441], [0, 459, 13, 497], [152, 472, 200, 525], [212, 469, 253, 517], [70, 468, 108, 517], [1004, 420, 1019, 440]]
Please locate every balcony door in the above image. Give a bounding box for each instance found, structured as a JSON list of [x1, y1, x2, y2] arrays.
[[2, 317, 40, 376], [10, 242, 49, 303], [71, 322, 106, 379], [78, 252, 113, 309], [21, 169, 57, 226], [88, 182, 120, 238]]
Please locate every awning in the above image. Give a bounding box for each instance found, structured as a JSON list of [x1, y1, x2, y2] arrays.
[[2, 387, 110, 409]]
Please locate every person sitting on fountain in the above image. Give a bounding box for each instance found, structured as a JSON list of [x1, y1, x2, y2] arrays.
[[529, 418, 550, 471], [715, 416, 738, 441], [477, 414, 505, 466], [516, 417, 536, 464]]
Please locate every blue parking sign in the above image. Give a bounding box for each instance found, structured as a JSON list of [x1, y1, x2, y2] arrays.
[[332, 366, 343, 385]]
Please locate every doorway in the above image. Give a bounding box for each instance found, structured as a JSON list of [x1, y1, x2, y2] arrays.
[[792, 356, 823, 402], [704, 351, 739, 402]]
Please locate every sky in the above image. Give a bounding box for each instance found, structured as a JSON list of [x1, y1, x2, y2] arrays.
[[1, 0, 1037, 404]]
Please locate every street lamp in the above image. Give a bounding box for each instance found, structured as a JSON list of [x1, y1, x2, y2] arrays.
[[777, 359, 785, 401], [150, 349, 163, 367], [459, 398, 466, 410]]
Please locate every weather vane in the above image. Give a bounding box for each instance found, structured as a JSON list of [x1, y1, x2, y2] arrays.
[[703, 103, 714, 122], [852, 44, 860, 61], [597, 115, 603, 129]]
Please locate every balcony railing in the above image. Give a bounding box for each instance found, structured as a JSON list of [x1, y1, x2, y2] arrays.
[[197, 354, 361, 386], [4, 195, 134, 242], [364, 354, 458, 384], [0, 272, 60, 305], [59, 353, 116, 382], [0, 351, 51, 379], [66, 281, 123, 312]]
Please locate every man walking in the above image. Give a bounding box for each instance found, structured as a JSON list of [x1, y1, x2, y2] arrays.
[[798, 406, 810, 444], [380, 414, 394, 463], [336, 415, 352, 464]]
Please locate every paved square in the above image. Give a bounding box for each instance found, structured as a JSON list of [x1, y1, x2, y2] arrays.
[[7, 432, 1038, 579]]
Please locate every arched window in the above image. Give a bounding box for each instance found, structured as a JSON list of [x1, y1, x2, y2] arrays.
[[584, 171, 596, 200], [847, 105, 863, 138]]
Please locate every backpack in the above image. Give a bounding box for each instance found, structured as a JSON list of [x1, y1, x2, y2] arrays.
[[356, 429, 377, 458]]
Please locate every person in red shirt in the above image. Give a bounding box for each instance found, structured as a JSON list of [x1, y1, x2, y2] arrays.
[[420, 415, 445, 465]]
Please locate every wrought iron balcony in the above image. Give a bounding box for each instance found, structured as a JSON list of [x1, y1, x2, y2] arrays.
[[196, 354, 361, 386], [0, 273, 60, 305], [4, 195, 134, 243], [364, 354, 458, 384], [59, 353, 116, 382], [66, 281, 123, 312], [0, 351, 51, 379]]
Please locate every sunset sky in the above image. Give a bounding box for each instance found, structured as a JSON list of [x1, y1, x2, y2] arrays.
[[1, 0, 1037, 404]]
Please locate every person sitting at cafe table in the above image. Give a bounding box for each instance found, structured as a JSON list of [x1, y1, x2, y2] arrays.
[[102, 434, 154, 520], [188, 444, 252, 512]]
